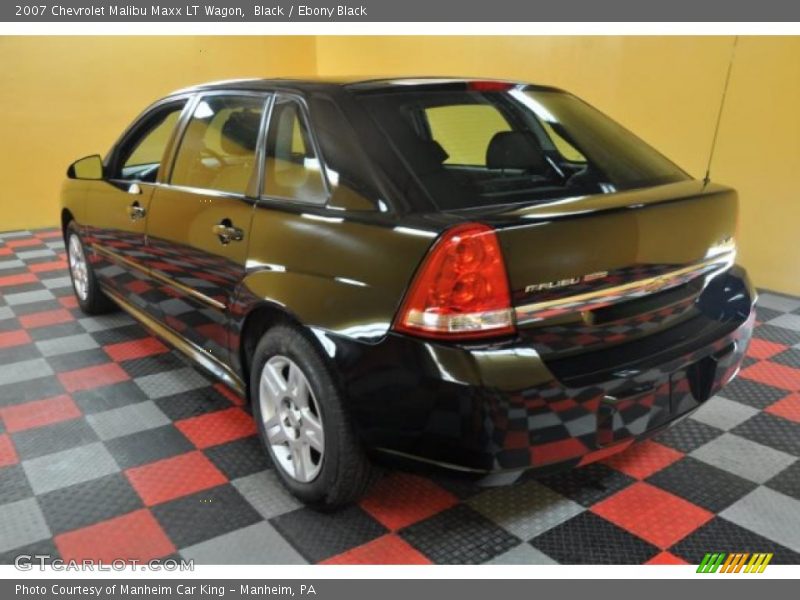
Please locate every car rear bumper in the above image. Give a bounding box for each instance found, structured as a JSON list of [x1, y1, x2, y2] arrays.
[[325, 265, 756, 476]]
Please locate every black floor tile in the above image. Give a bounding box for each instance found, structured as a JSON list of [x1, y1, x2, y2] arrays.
[[38, 473, 144, 535], [272, 505, 388, 563], [536, 463, 636, 507], [0, 465, 34, 504], [205, 435, 271, 480], [72, 380, 149, 415], [732, 412, 800, 456], [646, 456, 757, 513], [398, 504, 520, 564], [152, 484, 263, 549], [530, 511, 659, 564], [718, 377, 791, 409], [105, 425, 194, 470], [765, 461, 800, 501], [654, 418, 724, 453], [11, 419, 98, 460]]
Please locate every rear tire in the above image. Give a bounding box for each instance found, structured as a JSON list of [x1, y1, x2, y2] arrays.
[[65, 222, 116, 315], [250, 323, 375, 509]]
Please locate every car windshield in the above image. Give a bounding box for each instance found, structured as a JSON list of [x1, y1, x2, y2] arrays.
[[356, 85, 690, 210]]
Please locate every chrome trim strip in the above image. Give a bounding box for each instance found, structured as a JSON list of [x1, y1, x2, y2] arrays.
[[92, 244, 226, 311], [91, 244, 148, 275], [514, 251, 736, 325], [150, 182, 250, 201], [102, 285, 246, 396]]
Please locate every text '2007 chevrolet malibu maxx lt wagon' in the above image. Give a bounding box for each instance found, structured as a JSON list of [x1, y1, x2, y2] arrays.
[[61, 77, 755, 508]]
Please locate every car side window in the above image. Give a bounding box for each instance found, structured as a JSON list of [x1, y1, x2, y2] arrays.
[[424, 104, 511, 166], [263, 96, 328, 204], [170, 94, 267, 196], [115, 102, 186, 183]]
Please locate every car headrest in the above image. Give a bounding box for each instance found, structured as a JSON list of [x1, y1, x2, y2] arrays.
[[486, 131, 548, 172], [220, 111, 261, 156]]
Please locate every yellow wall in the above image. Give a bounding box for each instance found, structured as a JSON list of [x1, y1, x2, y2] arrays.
[[0, 36, 316, 232], [316, 36, 800, 295], [1, 36, 798, 294], [710, 37, 800, 296]]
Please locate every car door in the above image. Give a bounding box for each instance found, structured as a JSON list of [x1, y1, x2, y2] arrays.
[[84, 97, 189, 307], [144, 92, 270, 366]]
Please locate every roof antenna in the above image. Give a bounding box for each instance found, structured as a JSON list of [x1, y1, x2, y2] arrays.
[[704, 36, 739, 186]]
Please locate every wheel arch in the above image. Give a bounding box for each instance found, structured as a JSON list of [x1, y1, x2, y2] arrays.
[[61, 208, 75, 241], [237, 300, 305, 402], [236, 294, 356, 407]]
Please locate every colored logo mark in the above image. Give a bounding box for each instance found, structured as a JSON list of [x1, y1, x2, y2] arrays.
[[697, 552, 773, 573]]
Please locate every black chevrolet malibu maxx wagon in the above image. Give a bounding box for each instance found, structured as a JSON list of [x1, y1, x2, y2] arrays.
[[61, 77, 755, 507]]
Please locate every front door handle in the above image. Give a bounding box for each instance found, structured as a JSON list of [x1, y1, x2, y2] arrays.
[[212, 220, 244, 244], [127, 201, 146, 221]]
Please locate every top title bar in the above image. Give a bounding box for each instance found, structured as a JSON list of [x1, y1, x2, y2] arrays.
[[4, 0, 800, 22]]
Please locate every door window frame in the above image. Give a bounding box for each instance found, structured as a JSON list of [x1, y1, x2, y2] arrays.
[[162, 90, 274, 200], [105, 94, 194, 187], [258, 92, 333, 207]]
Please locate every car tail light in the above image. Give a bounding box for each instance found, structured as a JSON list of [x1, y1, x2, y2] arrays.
[[394, 223, 515, 340]]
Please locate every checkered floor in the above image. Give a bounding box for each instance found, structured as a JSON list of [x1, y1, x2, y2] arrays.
[[1, 228, 800, 565]]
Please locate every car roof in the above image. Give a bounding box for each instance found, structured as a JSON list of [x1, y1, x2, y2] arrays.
[[168, 76, 564, 97]]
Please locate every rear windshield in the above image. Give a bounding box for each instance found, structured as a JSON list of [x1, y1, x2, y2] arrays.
[[356, 86, 689, 210]]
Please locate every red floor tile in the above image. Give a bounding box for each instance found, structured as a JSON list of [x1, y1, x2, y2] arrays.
[[36, 230, 63, 239], [0, 272, 37, 287], [740, 361, 800, 391], [6, 238, 42, 249], [747, 338, 789, 360], [104, 337, 168, 362], [603, 440, 684, 479], [765, 392, 800, 423], [58, 295, 79, 309], [322, 534, 432, 565], [29, 260, 67, 273], [175, 407, 257, 449], [591, 482, 713, 549], [0, 329, 31, 350], [55, 509, 175, 562], [646, 551, 689, 565], [19, 308, 74, 329], [0, 247, 11, 256], [360, 472, 459, 531], [0, 394, 80, 433], [125, 451, 227, 506], [58, 363, 130, 393], [0, 434, 18, 467]]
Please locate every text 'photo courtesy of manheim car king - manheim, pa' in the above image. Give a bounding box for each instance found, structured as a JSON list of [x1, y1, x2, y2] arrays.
[[59, 76, 756, 509]]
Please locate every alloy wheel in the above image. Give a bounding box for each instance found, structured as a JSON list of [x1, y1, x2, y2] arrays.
[[68, 233, 89, 301], [259, 355, 325, 482]]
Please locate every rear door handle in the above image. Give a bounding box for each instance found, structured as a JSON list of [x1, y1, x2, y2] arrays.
[[127, 201, 146, 221], [212, 220, 244, 244]]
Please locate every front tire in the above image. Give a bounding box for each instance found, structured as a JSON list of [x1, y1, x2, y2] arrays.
[[250, 324, 374, 509], [65, 223, 116, 315]]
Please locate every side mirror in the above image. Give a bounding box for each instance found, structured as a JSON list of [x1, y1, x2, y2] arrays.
[[67, 154, 104, 180]]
